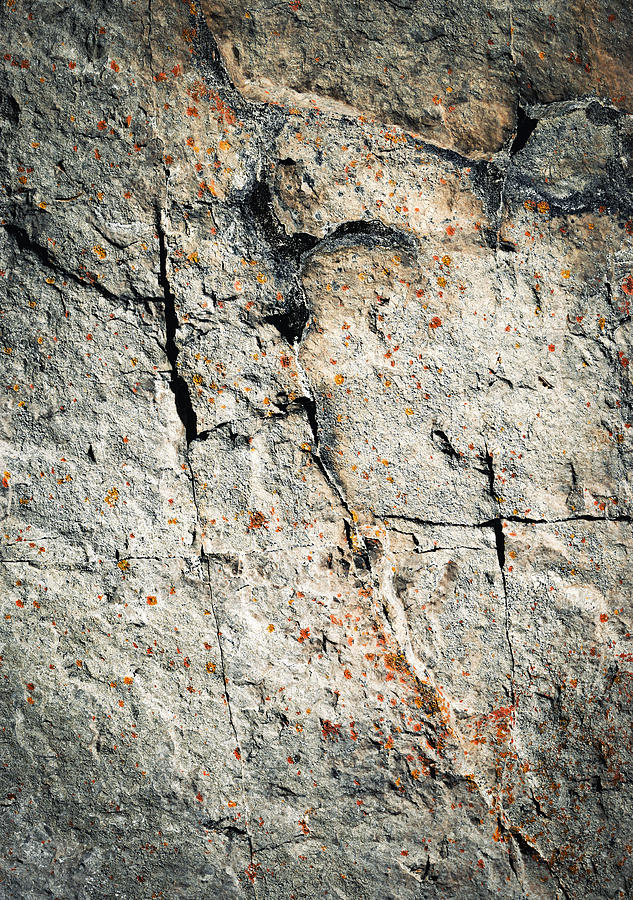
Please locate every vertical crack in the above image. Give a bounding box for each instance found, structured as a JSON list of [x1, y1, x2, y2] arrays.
[[293, 351, 370, 568], [203, 555, 258, 895], [489, 517, 516, 705], [154, 207, 201, 552], [483, 443, 516, 703], [146, 0, 153, 69], [483, 444, 497, 501], [155, 207, 198, 444]]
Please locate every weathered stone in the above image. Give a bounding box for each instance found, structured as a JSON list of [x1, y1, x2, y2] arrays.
[[1, 1, 632, 898]]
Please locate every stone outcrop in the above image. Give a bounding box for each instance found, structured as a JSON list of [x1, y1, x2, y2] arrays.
[[1, 1, 632, 897]]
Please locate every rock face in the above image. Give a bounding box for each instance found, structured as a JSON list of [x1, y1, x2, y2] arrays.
[[1, 1, 632, 898]]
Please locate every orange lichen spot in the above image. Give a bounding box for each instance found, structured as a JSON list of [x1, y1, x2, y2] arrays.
[[146, 596, 158, 606], [429, 316, 442, 328], [334, 373, 345, 385]]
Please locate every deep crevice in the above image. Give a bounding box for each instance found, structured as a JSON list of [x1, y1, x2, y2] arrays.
[[488, 518, 506, 575], [510, 105, 538, 156], [155, 211, 198, 444], [242, 178, 318, 261], [482, 227, 517, 252], [323, 217, 417, 253], [264, 300, 310, 345], [293, 395, 320, 443]]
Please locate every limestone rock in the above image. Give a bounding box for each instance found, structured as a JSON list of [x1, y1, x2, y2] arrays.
[[1, 1, 632, 898]]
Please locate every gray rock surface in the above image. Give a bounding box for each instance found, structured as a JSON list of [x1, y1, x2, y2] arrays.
[[1, 1, 632, 898]]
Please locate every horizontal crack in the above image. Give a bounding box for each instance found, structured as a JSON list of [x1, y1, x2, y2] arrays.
[[384, 513, 633, 529]]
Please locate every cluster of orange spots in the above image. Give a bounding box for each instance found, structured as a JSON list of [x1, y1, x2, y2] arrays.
[[321, 720, 342, 741], [248, 510, 269, 530], [3, 53, 29, 68], [524, 198, 550, 215]]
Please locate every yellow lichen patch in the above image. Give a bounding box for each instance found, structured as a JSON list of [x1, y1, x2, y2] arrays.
[[104, 487, 119, 508]]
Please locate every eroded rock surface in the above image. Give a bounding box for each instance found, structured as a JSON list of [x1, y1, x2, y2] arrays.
[[1, 1, 632, 898]]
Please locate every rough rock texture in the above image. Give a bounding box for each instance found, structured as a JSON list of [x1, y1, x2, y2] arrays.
[[1, 1, 633, 898]]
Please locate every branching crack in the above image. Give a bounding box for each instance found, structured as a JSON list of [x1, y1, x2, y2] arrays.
[[499, 817, 571, 900], [2, 221, 119, 303], [292, 348, 368, 567]]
